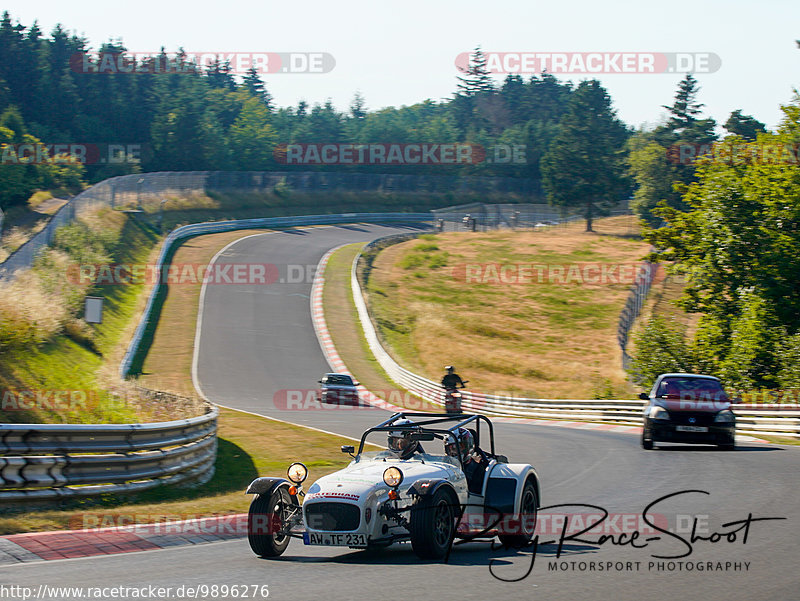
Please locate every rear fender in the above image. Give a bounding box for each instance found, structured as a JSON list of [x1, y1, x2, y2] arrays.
[[484, 464, 540, 515]]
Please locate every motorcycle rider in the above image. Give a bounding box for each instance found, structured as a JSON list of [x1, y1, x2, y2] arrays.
[[441, 366, 465, 390], [387, 418, 425, 458]]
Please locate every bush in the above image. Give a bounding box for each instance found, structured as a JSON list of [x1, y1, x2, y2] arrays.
[[629, 316, 696, 388], [776, 332, 800, 388]]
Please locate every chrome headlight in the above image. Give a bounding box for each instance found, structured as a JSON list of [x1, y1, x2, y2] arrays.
[[383, 466, 404, 488], [287, 462, 308, 484], [648, 406, 670, 420], [714, 410, 735, 423]]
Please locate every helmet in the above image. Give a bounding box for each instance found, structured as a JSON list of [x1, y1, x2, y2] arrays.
[[387, 419, 419, 459], [445, 366, 455, 374], [444, 427, 474, 462]]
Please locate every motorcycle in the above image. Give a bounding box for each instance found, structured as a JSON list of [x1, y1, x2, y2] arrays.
[[443, 380, 468, 413]]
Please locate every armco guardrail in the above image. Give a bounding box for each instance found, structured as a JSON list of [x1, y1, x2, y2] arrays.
[[351, 236, 800, 439], [120, 213, 432, 378], [0, 399, 218, 505]]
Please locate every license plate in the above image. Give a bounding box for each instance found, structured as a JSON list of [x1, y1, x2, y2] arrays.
[[676, 425, 708, 432], [303, 532, 367, 547]]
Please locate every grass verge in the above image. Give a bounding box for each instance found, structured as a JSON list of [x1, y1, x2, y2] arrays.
[[321, 244, 415, 405]]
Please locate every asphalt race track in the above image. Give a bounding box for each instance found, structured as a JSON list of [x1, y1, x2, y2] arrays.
[[3, 224, 798, 601]]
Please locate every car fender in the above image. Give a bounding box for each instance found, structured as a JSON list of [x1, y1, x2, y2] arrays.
[[484, 463, 540, 516], [245, 477, 291, 496], [408, 479, 460, 505]]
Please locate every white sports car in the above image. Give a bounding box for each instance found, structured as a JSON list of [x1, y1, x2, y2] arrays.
[[245, 412, 541, 560]]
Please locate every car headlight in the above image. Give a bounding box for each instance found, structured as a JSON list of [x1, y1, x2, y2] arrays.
[[383, 466, 404, 488], [287, 462, 308, 484], [714, 410, 735, 423], [648, 406, 670, 420]]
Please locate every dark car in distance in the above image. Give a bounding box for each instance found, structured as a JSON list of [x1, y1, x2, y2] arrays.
[[317, 373, 360, 405], [640, 373, 736, 450]]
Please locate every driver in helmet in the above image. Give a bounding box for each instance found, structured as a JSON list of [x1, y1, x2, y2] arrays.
[[387, 418, 425, 459], [441, 366, 465, 390], [445, 427, 486, 494]]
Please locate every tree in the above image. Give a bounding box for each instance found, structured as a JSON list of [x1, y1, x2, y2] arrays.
[[242, 66, 272, 109], [205, 58, 236, 91], [655, 74, 716, 148], [629, 76, 717, 223], [627, 130, 684, 224], [724, 109, 767, 140], [228, 97, 277, 170], [456, 46, 494, 97], [349, 91, 366, 120], [540, 80, 629, 231], [643, 100, 800, 387]]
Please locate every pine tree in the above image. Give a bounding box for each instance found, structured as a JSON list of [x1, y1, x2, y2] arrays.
[[456, 46, 494, 97], [242, 66, 272, 110], [541, 80, 629, 231], [724, 109, 767, 140], [205, 58, 236, 91], [349, 91, 366, 119]]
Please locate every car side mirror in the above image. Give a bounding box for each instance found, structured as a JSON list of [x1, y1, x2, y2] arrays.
[[341, 445, 355, 454], [638, 393, 650, 400]]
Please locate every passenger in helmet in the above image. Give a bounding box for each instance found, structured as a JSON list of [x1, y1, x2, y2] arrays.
[[387, 418, 424, 459], [441, 365, 465, 390], [444, 427, 474, 462], [446, 427, 486, 494]]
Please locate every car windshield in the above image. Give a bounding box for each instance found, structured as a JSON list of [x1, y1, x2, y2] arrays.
[[357, 450, 461, 468], [355, 425, 468, 468], [657, 377, 728, 400], [324, 375, 353, 386]]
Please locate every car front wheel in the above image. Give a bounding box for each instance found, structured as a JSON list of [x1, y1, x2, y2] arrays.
[[248, 487, 293, 557], [410, 487, 457, 560], [641, 430, 654, 450]]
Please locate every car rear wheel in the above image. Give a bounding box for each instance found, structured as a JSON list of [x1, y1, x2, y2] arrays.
[[410, 487, 458, 560], [498, 478, 538, 548], [248, 487, 293, 557]]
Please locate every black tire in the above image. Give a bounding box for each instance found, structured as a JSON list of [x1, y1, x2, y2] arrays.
[[498, 478, 538, 548], [719, 438, 735, 451], [641, 431, 654, 450], [410, 486, 458, 560], [248, 487, 293, 557]]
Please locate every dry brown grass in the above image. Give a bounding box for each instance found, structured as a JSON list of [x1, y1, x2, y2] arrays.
[[0, 267, 68, 341], [0, 226, 34, 255], [367, 216, 650, 399]]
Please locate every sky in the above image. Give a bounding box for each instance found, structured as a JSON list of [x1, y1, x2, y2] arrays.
[[3, 0, 799, 130]]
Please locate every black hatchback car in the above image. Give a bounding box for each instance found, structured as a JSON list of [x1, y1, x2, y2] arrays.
[[640, 373, 736, 450]]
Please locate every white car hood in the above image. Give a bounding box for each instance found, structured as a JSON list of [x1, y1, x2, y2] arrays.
[[304, 456, 458, 504]]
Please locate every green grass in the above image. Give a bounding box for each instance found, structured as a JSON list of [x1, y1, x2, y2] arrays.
[[0, 215, 160, 424]]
